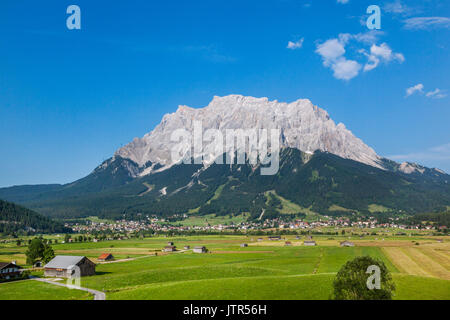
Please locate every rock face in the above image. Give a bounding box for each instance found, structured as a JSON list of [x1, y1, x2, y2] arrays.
[[1, 93, 449, 218], [115, 95, 383, 175], [399, 162, 425, 174]]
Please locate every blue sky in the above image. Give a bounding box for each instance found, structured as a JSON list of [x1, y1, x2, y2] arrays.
[[0, 0, 449, 187]]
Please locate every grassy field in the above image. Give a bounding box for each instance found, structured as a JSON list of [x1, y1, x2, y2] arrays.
[[0, 234, 449, 300], [265, 190, 320, 218], [368, 204, 391, 213], [0, 279, 92, 300]]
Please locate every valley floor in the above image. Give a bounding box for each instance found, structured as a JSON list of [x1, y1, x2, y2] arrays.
[[0, 235, 449, 300]]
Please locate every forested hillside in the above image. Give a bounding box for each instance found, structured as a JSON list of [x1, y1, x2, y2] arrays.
[[0, 199, 70, 235], [0, 149, 448, 220]]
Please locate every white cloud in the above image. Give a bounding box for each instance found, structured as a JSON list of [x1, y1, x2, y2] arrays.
[[426, 88, 447, 99], [331, 58, 362, 80], [316, 38, 346, 64], [362, 53, 380, 72], [384, 0, 412, 15], [337, 0, 349, 4], [315, 38, 361, 80], [395, 53, 405, 63], [361, 43, 404, 72], [287, 38, 304, 50], [405, 84, 447, 99], [406, 83, 424, 97], [315, 33, 403, 80], [371, 43, 393, 60], [352, 31, 384, 44], [403, 17, 450, 30]]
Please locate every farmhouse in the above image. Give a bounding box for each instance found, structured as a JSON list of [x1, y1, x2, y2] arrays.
[[303, 241, 317, 246], [340, 241, 355, 247], [167, 241, 174, 246], [163, 245, 176, 252], [285, 241, 292, 246], [44, 256, 96, 278], [98, 253, 114, 261], [240, 243, 248, 247], [184, 245, 190, 250], [193, 246, 207, 253], [0, 262, 22, 280], [257, 238, 263, 242], [269, 236, 281, 241]]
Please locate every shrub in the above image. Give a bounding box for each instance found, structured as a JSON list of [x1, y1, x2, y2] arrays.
[[332, 256, 395, 300]]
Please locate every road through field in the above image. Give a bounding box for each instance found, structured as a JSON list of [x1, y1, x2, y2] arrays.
[[97, 254, 156, 264], [31, 277, 106, 300]]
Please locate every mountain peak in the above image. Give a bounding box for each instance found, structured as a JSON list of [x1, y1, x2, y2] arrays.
[[115, 95, 383, 173], [399, 162, 425, 174], [177, 104, 194, 112]]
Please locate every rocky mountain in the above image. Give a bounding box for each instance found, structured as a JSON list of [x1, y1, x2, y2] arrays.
[[115, 95, 383, 174], [0, 95, 448, 220]]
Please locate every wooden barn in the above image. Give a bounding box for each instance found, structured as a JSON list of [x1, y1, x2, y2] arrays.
[[98, 253, 114, 261], [44, 256, 96, 278]]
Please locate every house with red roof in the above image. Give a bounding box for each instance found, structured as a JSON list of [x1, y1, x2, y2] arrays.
[[98, 253, 114, 262]]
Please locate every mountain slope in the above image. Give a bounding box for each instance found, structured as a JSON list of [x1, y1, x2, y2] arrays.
[[0, 95, 448, 220], [0, 199, 71, 235], [1, 149, 448, 219]]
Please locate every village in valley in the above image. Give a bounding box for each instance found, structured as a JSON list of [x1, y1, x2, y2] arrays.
[[2, 0, 450, 306], [64, 214, 446, 238], [0, 211, 448, 300]]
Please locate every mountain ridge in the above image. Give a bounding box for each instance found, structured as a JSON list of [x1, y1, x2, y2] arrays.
[[115, 95, 384, 174], [0, 95, 448, 220], [0, 149, 448, 219]]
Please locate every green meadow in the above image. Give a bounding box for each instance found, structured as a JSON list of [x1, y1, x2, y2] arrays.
[[0, 235, 449, 300], [0, 279, 92, 300]]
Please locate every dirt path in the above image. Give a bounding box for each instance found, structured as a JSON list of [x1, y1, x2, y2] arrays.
[[31, 277, 106, 300], [97, 254, 155, 264], [313, 248, 324, 274], [258, 209, 265, 220], [138, 182, 153, 196]]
